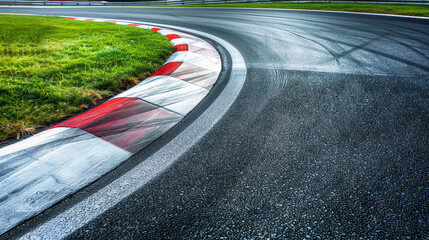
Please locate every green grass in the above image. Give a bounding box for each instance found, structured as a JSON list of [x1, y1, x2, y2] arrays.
[[0, 15, 173, 140], [174, 3, 429, 17]]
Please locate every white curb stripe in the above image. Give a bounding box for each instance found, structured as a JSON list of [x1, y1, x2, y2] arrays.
[[0, 128, 132, 234], [171, 37, 215, 49], [114, 76, 209, 116], [166, 51, 221, 72], [170, 62, 219, 89]]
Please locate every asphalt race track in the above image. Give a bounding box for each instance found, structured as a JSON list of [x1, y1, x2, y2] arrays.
[[1, 7, 428, 239]]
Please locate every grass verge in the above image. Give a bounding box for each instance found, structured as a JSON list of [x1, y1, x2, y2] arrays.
[[175, 3, 429, 17], [0, 15, 173, 141]]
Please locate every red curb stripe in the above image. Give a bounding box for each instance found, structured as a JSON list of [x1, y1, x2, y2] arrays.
[[104, 20, 117, 23], [52, 98, 181, 153], [85, 19, 95, 21], [99, 106, 180, 153], [151, 27, 162, 32], [151, 62, 182, 76], [165, 34, 181, 41], [53, 98, 136, 128], [67, 17, 78, 20], [128, 23, 141, 27], [173, 44, 188, 52]]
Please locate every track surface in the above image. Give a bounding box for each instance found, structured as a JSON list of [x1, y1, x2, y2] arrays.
[[1, 7, 428, 239]]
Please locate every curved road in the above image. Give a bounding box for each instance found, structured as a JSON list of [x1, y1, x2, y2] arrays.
[[1, 7, 428, 239]]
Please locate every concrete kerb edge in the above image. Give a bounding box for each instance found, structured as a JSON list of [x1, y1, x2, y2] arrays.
[[14, 18, 247, 239], [0, 13, 226, 236]]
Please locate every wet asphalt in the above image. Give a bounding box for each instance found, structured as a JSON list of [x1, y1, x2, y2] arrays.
[[0, 7, 428, 239]]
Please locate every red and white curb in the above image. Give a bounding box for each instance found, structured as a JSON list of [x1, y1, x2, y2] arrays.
[[0, 17, 221, 235]]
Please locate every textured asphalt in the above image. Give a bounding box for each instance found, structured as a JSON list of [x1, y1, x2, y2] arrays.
[[1, 7, 428, 239]]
